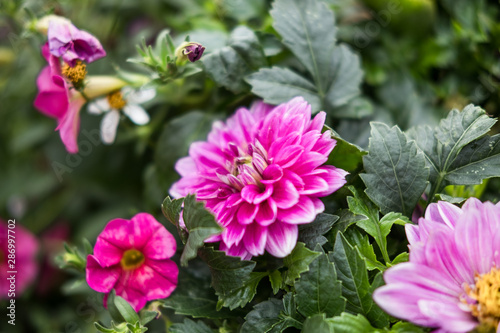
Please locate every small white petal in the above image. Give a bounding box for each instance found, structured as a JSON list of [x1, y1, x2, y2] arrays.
[[88, 98, 110, 115], [100, 109, 120, 144], [123, 104, 150, 125], [126, 88, 156, 105]]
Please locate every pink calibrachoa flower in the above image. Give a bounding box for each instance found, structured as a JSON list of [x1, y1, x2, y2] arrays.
[[34, 43, 86, 153], [373, 198, 500, 333], [0, 220, 39, 299], [170, 97, 348, 260], [48, 19, 106, 66], [86, 213, 179, 312]]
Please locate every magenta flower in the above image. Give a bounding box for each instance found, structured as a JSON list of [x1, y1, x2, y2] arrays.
[[0, 220, 39, 299], [34, 43, 86, 153], [48, 19, 106, 66], [373, 198, 500, 333], [86, 213, 179, 312], [170, 97, 348, 259]]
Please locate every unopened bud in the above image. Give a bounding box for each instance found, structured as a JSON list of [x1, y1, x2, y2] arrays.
[[175, 42, 205, 63], [83, 76, 127, 99]]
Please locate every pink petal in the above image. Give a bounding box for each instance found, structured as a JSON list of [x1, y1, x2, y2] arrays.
[[265, 222, 298, 258], [33, 66, 68, 119], [174, 157, 197, 177], [418, 300, 477, 333], [272, 179, 299, 209], [222, 221, 246, 247], [243, 223, 267, 257], [308, 111, 326, 131], [261, 164, 283, 185], [272, 145, 304, 168], [255, 198, 277, 226], [86, 255, 121, 293], [425, 201, 462, 229], [237, 202, 259, 225], [277, 196, 316, 224], [56, 92, 85, 154], [241, 184, 273, 204], [142, 224, 177, 260], [220, 241, 252, 260], [289, 151, 328, 175]]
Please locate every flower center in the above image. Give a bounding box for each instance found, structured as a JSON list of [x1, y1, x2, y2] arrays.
[[107, 91, 127, 109], [120, 249, 145, 270], [467, 267, 500, 330], [62, 61, 87, 88]]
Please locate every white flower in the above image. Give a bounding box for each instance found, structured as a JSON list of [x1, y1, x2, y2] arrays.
[[88, 87, 156, 144]]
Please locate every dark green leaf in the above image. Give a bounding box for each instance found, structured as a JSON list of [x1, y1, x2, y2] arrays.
[[330, 234, 389, 328], [327, 126, 367, 173], [240, 298, 284, 333], [360, 122, 429, 216], [246, 67, 322, 111], [327, 209, 366, 246], [344, 228, 385, 272], [181, 195, 224, 266], [283, 242, 321, 286], [298, 213, 338, 249], [328, 96, 373, 119], [169, 319, 214, 333], [161, 196, 184, 226], [295, 252, 345, 318], [301, 314, 333, 333], [269, 270, 283, 295], [202, 25, 266, 93], [326, 313, 376, 333], [218, 271, 269, 310], [139, 310, 158, 325]]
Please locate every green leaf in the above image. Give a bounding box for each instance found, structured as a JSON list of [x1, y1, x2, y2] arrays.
[[344, 228, 386, 272], [295, 251, 345, 318], [107, 290, 126, 323], [325, 45, 363, 110], [327, 126, 367, 172], [198, 247, 258, 310], [388, 322, 427, 333], [391, 252, 409, 265], [269, 270, 283, 295], [169, 319, 214, 333], [202, 25, 266, 93], [283, 242, 321, 286], [326, 313, 377, 333], [328, 96, 373, 119], [408, 105, 498, 198], [330, 234, 389, 329], [139, 310, 158, 325], [181, 195, 224, 266], [298, 213, 338, 249], [246, 67, 322, 112], [360, 122, 429, 217], [271, 0, 336, 95], [301, 314, 333, 333], [327, 209, 366, 246], [161, 196, 184, 225], [114, 295, 140, 324], [240, 298, 284, 333]]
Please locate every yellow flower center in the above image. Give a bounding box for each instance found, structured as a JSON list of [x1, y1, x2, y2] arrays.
[[467, 267, 500, 331], [107, 91, 127, 109], [120, 249, 145, 270], [62, 61, 87, 88]]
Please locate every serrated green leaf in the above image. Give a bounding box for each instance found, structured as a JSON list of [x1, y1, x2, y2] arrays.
[[344, 228, 386, 272], [298, 213, 338, 249], [198, 247, 258, 310], [295, 252, 345, 318], [330, 234, 389, 329], [246, 67, 322, 112], [181, 195, 224, 266], [240, 298, 284, 333], [329, 96, 373, 119], [161, 196, 184, 226], [169, 319, 214, 333], [202, 25, 265, 93], [360, 122, 429, 217], [269, 270, 283, 295], [327, 209, 367, 246], [327, 126, 367, 172], [326, 313, 377, 333], [301, 314, 333, 333], [283, 242, 321, 286], [272, 0, 336, 95]]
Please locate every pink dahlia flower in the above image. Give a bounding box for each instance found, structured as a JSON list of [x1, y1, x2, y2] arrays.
[[34, 43, 86, 153], [86, 213, 179, 312], [373, 198, 500, 333], [0, 220, 39, 299], [48, 19, 106, 66], [170, 97, 348, 259]]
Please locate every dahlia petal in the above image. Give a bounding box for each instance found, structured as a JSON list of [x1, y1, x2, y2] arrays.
[[462, 197, 483, 210], [289, 151, 328, 175], [174, 157, 197, 177], [425, 201, 461, 229], [308, 111, 326, 131], [261, 164, 284, 185], [223, 221, 246, 247], [273, 145, 304, 168], [311, 197, 325, 214], [405, 224, 421, 245], [277, 196, 316, 224], [86, 255, 121, 293], [299, 130, 321, 151], [283, 169, 305, 191], [220, 241, 252, 260], [455, 208, 493, 274], [243, 223, 267, 257], [241, 184, 273, 204], [265, 222, 298, 258], [300, 174, 329, 195], [312, 131, 337, 155], [418, 300, 477, 333], [190, 142, 227, 169], [268, 132, 301, 159], [272, 179, 299, 209], [255, 198, 277, 226], [312, 165, 348, 196], [237, 202, 259, 225]]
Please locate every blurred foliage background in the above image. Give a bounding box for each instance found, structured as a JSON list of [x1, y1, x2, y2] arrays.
[[0, 0, 499, 332]]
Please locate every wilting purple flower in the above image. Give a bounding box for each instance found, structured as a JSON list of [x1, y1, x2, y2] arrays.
[[373, 198, 500, 333], [170, 97, 347, 259], [48, 19, 106, 66], [176, 42, 205, 62], [86, 213, 178, 312]]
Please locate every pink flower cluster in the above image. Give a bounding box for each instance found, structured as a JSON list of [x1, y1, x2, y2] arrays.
[[374, 199, 500, 333], [86, 213, 178, 311], [171, 97, 347, 259]]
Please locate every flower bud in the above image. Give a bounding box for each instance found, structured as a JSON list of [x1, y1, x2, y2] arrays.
[[83, 76, 127, 99], [32, 14, 72, 35], [175, 41, 205, 63]]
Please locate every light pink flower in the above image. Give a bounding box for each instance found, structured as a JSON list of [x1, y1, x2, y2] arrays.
[[48, 19, 106, 66], [86, 213, 178, 312], [34, 43, 85, 153], [373, 198, 500, 333], [170, 97, 348, 259], [0, 220, 39, 299]]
